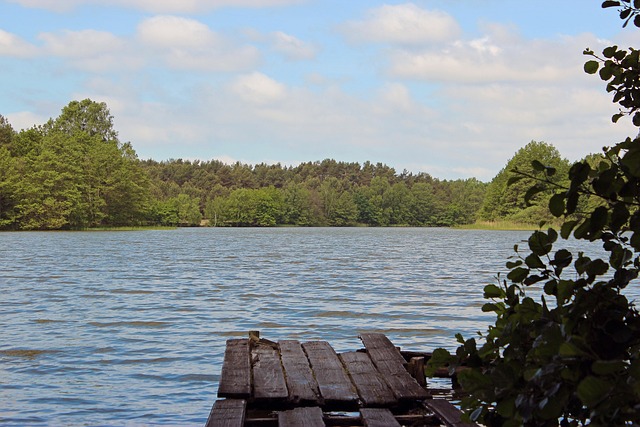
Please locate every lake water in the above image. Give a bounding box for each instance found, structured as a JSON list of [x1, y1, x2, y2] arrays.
[[1, 227, 637, 426]]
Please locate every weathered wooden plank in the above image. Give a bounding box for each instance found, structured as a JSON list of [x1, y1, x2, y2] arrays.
[[218, 339, 251, 398], [278, 406, 325, 427], [339, 351, 396, 407], [360, 408, 401, 427], [279, 340, 320, 404], [407, 356, 426, 387], [359, 333, 429, 401], [302, 341, 358, 405], [425, 399, 479, 427], [204, 399, 246, 427], [252, 341, 288, 401]]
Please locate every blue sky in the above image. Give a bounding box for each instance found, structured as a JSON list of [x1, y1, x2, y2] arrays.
[[1, 0, 637, 180]]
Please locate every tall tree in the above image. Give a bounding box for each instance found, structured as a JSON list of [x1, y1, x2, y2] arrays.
[[0, 114, 14, 147], [49, 99, 119, 142], [480, 141, 570, 222]]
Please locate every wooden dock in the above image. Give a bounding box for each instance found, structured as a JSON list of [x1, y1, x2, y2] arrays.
[[205, 332, 477, 427]]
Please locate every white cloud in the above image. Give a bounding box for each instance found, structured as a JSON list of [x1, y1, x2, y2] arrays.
[[230, 72, 287, 104], [37, 29, 142, 72], [377, 82, 414, 112], [39, 29, 125, 57], [7, 0, 303, 13], [5, 111, 49, 131], [136, 16, 260, 71], [137, 15, 217, 48], [30, 16, 262, 73], [0, 29, 38, 57], [342, 3, 461, 45], [271, 31, 317, 60], [388, 25, 581, 83]]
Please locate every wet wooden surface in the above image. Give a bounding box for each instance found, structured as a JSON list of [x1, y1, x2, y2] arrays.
[[207, 332, 478, 427]]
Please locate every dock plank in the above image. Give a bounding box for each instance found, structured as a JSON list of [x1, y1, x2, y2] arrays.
[[360, 408, 401, 427], [339, 351, 396, 407], [278, 406, 325, 427], [425, 399, 479, 427], [359, 333, 429, 401], [218, 339, 251, 398], [302, 341, 358, 406], [279, 340, 320, 404], [204, 399, 246, 427], [252, 341, 288, 401]]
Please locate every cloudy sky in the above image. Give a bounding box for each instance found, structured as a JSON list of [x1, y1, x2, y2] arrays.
[[1, 0, 637, 181]]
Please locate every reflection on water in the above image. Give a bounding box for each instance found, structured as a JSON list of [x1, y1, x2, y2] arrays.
[[0, 227, 634, 426]]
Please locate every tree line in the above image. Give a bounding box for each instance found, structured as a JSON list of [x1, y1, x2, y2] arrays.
[[0, 99, 584, 230], [142, 157, 486, 227]]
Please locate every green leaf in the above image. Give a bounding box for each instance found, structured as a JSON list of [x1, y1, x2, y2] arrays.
[[585, 258, 609, 276], [620, 8, 632, 20], [483, 284, 503, 298], [591, 360, 626, 375], [602, 0, 620, 8], [559, 341, 586, 356], [525, 253, 545, 269], [577, 376, 611, 407], [529, 230, 553, 255], [566, 191, 579, 215], [575, 255, 591, 275], [481, 303, 500, 312], [589, 206, 609, 234], [544, 279, 557, 295], [557, 280, 575, 304], [620, 149, 640, 177], [531, 159, 546, 171], [584, 60, 599, 74], [610, 246, 633, 269], [574, 219, 591, 240], [560, 220, 578, 239], [603, 45, 617, 58], [507, 267, 529, 283], [549, 193, 565, 218], [610, 203, 630, 231], [524, 185, 544, 206], [599, 64, 614, 80], [552, 249, 572, 271], [506, 260, 523, 269], [507, 174, 524, 186]]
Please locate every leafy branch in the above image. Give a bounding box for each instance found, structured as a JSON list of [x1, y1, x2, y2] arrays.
[[426, 3, 640, 425]]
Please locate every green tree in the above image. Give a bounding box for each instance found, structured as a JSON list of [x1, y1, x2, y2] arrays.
[[13, 130, 84, 229], [480, 141, 570, 223], [282, 182, 314, 226], [409, 182, 437, 226], [171, 193, 202, 226], [49, 99, 118, 141], [254, 186, 285, 226], [428, 4, 640, 425], [328, 191, 358, 226], [1, 100, 151, 229], [0, 114, 14, 147], [0, 145, 18, 227], [366, 176, 392, 226], [385, 182, 414, 225]]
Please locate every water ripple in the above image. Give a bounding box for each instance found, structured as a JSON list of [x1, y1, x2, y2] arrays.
[[1, 227, 631, 426]]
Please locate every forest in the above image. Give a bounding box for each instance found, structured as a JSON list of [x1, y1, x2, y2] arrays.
[[0, 99, 580, 230]]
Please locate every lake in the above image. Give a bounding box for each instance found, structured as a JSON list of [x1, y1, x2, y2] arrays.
[[1, 227, 635, 426]]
